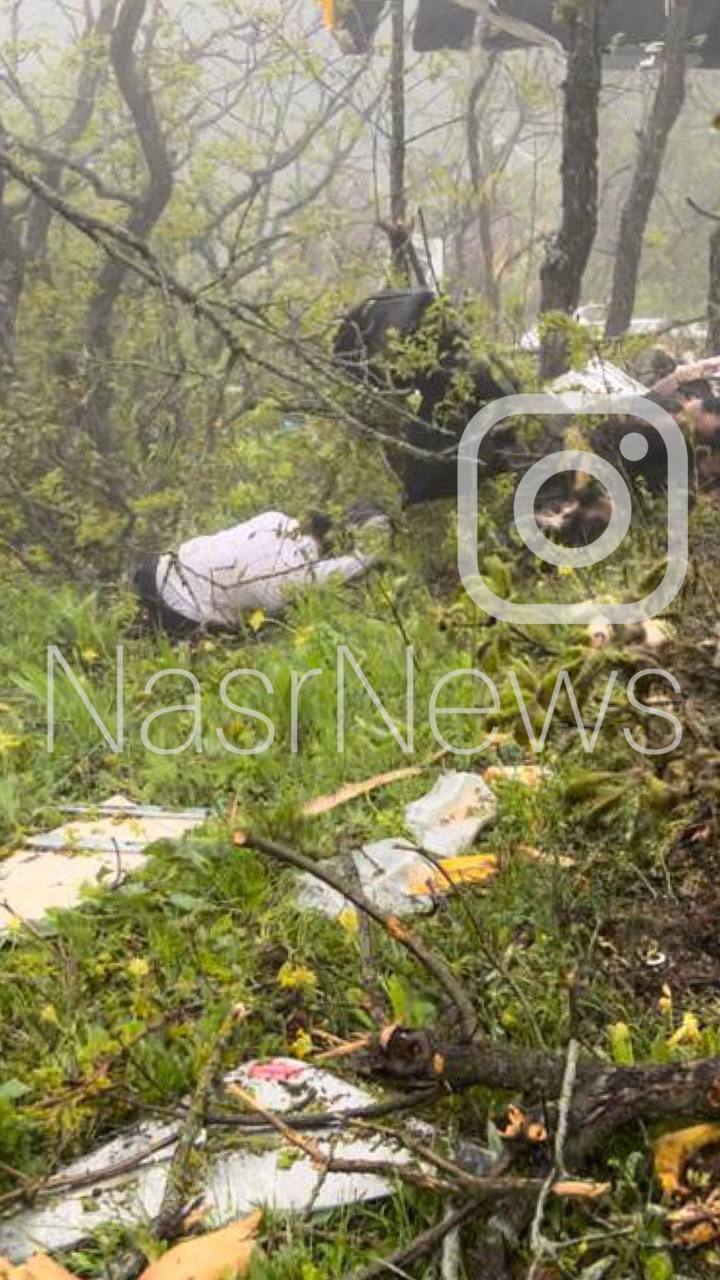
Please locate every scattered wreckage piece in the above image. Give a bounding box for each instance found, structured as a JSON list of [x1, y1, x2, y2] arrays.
[[548, 358, 647, 412], [296, 772, 500, 918], [138, 1212, 262, 1280], [404, 772, 497, 858], [654, 1123, 720, 1248], [318, 0, 720, 68], [0, 1254, 80, 1280], [654, 1123, 720, 1198], [0, 797, 208, 931], [25, 796, 209, 855], [297, 839, 500, 918], [0, 1215, 262, 1280], [586, 618, 673, 653], [0, 1061, 414, 1262]]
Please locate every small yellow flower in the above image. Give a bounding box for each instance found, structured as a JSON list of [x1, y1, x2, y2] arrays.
[[277, 963, 318, 991], [127, 957, 150, 980], [558, 564, 574, 578], [293, 626, 315, 649], [667, 1012, 701, 1048], [40, 1004, 59, 1025], [338, 907, 359, 937], [248, 609, 266, 633], [290, 1029, 313, 1060], [81, 648, 101, 665], [658, 984, 673, 1017]]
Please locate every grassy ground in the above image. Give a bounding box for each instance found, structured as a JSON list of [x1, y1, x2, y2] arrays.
[[2, 495, 720, 1277]]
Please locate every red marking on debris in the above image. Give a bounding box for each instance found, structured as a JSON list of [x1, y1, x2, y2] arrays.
[[247, 1060, 305, 1082]]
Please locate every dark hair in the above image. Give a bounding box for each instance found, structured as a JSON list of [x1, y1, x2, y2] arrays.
[[702, 395, 720, 418], [306, 510, 333, 543], [647, 392, 684, 417], [678, 379, 713, 402]]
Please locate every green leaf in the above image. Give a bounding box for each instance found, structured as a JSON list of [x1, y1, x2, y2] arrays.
[[0, 1078, 30, 1102], [643, 1254, 675, 1280]]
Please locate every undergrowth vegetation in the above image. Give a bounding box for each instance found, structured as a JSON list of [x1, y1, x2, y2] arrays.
[[2, 479, 720, 1278]]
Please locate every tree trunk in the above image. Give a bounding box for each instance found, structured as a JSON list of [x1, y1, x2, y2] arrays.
[[539, 0, 602, 379], [605, 0, 690, 340], [24, 0, 120, 265], [388, 0, 411, 283], [0, 118, 25, 370], [708, 222, 720, 354], [82, 0, 173, 454], [466, 59, 501, 315]]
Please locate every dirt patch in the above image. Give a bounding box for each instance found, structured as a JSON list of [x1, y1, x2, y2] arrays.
[[599, 809, 720, 1000]]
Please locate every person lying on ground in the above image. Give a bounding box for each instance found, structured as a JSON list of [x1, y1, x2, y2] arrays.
[[650, 355, 720, 398], [536, 394, 720, 544], [133, 503, 391, 637]]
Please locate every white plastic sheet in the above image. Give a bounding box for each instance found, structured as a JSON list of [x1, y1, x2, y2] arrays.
[[0, 1060, 412, 1262]]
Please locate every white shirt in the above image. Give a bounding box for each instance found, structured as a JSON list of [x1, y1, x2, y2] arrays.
[[155, 511, 376, 626]]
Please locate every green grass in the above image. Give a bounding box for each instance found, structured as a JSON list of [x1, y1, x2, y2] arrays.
[[1, 495, 720, 1277]]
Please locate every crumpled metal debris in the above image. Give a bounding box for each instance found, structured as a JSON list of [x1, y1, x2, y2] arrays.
[[0, 1060, 413, 1262]]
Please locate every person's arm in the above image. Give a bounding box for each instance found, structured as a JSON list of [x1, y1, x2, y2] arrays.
[[309, 548, 377, 587], [651, 357, 720, 397]]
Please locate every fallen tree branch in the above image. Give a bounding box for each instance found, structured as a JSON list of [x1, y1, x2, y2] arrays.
[[367, 1028, 720, 1162], [302, 765, 424, 817], [171, 834, 720, 1176], [153, 1001, 248, 1239], [227, 1081, 460, 1197], [0, 141, 492, 466]]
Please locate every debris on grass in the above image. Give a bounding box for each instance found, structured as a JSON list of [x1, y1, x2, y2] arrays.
[[0, 797, 209, 931], [25, 795, 209, 854], [587, 616, 614, 650], [405, 852, 498, 895], [404, 772, 497, 857], [668, 1189, 720, 1248], [0, 1216, 262, 1280], [0, 1254, 81, 1280], [138, 1211, 262, 1280], [516, 844, 576, 869], [584, 618, 674, 654], [549, 358, 647, 409], [484, 765, 551, 789], [0, 1061, 414, 1261], [0, 844, 148, 930], [296, 773, 507, 920], [297, 838, 449, 917]]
